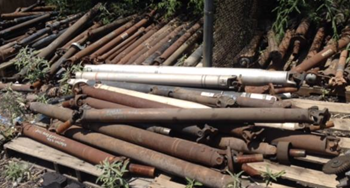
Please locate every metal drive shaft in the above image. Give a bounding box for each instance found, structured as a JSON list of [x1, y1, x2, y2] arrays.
[[83, 65, 298, 86]]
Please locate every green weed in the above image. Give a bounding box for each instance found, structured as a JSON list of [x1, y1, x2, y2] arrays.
[[96, 159, 130, 188]]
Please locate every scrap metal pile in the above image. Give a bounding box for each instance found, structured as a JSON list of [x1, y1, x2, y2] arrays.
[[0, 2, 350, 188]]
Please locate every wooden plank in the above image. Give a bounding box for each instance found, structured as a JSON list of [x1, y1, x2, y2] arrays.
[[4, 137, 153, 187], [286, 99, 350, 114], [339, 137, 350, 150], [249, 161, 338, 188], [295, 155, 329, 165], [148, 174, 185, 188], [331, 118, 350, 131], [5, 137, 102, 177]]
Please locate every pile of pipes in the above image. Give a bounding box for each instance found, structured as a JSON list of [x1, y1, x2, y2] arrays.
[[234, 20, 350, 101], [0, 2, 350, 188]]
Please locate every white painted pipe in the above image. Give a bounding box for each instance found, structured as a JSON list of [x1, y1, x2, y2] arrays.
[[83, 64, 296, 86], [75, 72, 238, 89], [254, 123, 303, 131], [94, 84, 210, 109]]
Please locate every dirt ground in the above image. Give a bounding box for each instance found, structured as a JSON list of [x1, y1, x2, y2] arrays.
[[0, 156, 45, 188]]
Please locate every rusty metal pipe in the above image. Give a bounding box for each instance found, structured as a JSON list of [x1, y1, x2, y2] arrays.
[[132, 23, 187, 65], [105, 37, 137, 61], [29, 102, 73, 121], [6, 5, 101, 83], [160, 87, 291, 108], [184, 44, 203, 67], [293, 32, 350, 73], [118, 23, 174, 65], [163, 29, 202, 66], [64, 126, 236, 188], [0, 15, 40, 29], [1, 12, 55, 19], [49, 16, 131, 75], [20, 1, 43, 12], [233, 154, 264, 164], [61, 23, 101, 50], [155, 21, 202, 64], [260, 128, 340, 156], [80, 107, 329, 125], [94, 84, 210, 109], [236, 33, 263, 67], [69, 21, 134, 63], [143, 25, 189, 65], [82, 123, 224, 167], [38, 3, 101, 60], [306, 27, 325, 59], [31, 6, 57, 12], [97, 27, 146, 63], [21, 123, 155, 177], [63, 96, 130, 109], [332, 50, 348, 86], [77, 85, 177, 108], [268, 30, 293, 70], [292, 19, 310, 56], [0, 82, 33, 92], [109, 25, 158, 64], [0, 13, 52, 38], [89, 15, 153, 61], [151, 88, 235, 108]]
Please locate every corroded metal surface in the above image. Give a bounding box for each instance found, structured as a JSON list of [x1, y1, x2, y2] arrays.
[[21, 122, 155, 177]]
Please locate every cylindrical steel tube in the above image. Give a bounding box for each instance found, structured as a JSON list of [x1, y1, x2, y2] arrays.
[[0, 83, 33, 92], [64, 126, 235, 188], [0, 13, 52, 38], [30, 102, 73, 121], [162, 30, 202, 66], [83, 65, 296, 86], [22, 123, 155, 177], [70, 80, 278, 101], [109, 25, 158, 64], [80, 108, 328, 124], [38, 4, 101, 59], [82, 123, 224, 167], [82, 97, 130, 109], [78, 85, 177, 108], [90, 16, 152, 61], [94, 84, 210, 109], [69, 21, 134, 63], [184, 44, 203, 67], [76, 72, 239, 89], [293, 34, 350, 73]]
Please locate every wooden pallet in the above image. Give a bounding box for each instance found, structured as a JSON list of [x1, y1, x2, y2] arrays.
[[4, 137, 153, 188], [249, 161, 338, 188]]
